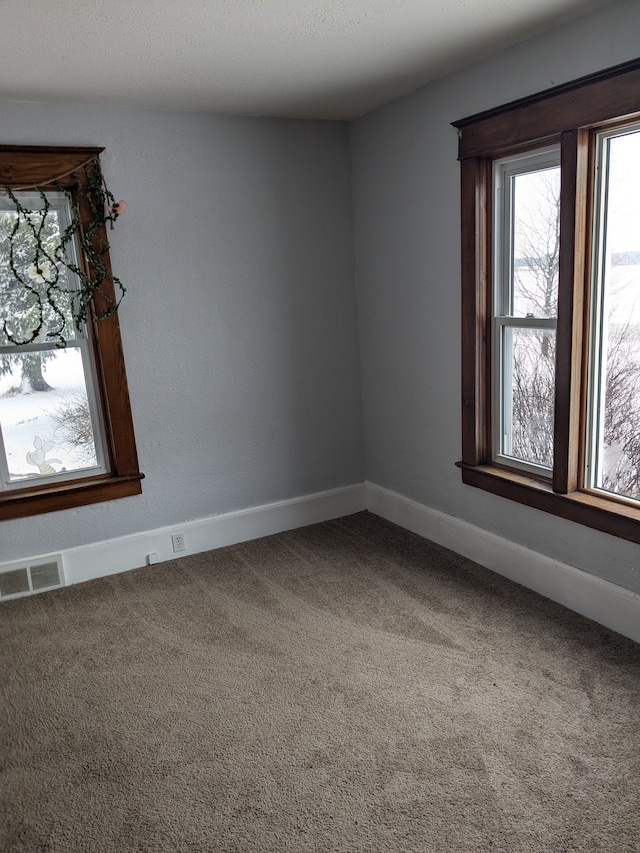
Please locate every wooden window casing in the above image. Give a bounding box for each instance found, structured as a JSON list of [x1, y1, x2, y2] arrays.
[[0, 146, 143, 520], [453, 58, 640, 546]]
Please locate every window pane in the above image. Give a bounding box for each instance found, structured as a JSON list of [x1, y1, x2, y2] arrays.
[[0, 195, 80, 346], [502, 326, 555, 469], [493, 149, 559, 474], [0, 347, 101, 484], [589, 128, 640, 501], [512, 167, 561, 319]]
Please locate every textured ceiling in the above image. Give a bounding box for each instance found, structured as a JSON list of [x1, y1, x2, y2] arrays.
[[0, 0, 611, 120]]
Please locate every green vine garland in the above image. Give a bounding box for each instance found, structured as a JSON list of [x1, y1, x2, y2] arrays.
[[1, 159, 125, 347]]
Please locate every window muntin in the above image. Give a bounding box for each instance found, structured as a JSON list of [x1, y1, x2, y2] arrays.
[[586, 123, 640, 502], [492, 147, 560, 475]]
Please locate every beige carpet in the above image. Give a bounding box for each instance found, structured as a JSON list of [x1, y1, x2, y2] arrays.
[[1, 511, 639, 852]]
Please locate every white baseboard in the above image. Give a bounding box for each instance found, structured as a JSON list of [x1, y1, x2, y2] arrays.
[[365, 481, 640, 644], [4, 477, 638, 644], [54, 483, 366, 586]]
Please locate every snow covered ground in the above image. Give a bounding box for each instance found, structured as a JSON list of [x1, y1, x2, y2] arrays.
[[0, 348, 98, 483]]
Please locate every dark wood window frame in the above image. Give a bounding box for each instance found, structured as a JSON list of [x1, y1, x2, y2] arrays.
[[0, 146, 143, 520], [453, 58, 640, 546]]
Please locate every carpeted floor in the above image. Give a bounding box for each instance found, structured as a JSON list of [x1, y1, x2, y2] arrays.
[[1, 511, 639, 852]]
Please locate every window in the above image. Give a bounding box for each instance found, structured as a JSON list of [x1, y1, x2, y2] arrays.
[[586, 123, 640, 502], [492, 146, 561, 475], [454, 58, 640, 545], [0, 146, 142, 520]]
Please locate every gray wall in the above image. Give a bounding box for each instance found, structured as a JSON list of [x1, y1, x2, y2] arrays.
[[351, 0, 640, 594], [1, 104, 363, 561]]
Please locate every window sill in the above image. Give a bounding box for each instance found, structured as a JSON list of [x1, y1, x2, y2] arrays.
[[456, 461, 640, 545], [0, 472, 144, 521]]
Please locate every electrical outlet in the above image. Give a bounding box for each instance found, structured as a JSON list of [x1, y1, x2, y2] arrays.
[[171, 533, 186, 553]]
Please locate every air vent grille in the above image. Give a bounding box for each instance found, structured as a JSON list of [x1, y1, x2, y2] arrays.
[[0, 568, 30, 598], [30, 561, 63, 591], [0, 555, 64, 600]]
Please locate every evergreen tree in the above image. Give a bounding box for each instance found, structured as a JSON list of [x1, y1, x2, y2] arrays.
[[0, 205, 75, 392]]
